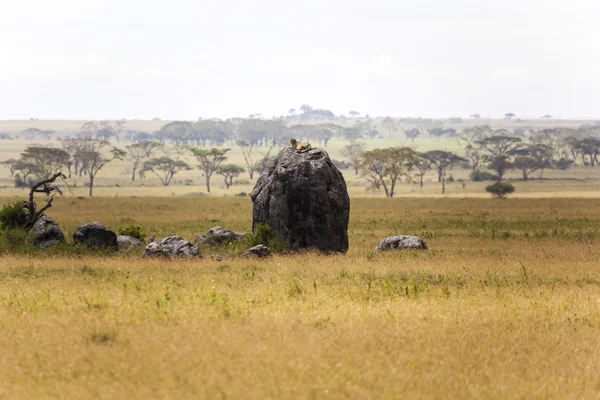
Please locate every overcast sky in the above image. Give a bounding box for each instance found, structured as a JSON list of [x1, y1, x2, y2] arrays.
[[1, 0, 598, 120]]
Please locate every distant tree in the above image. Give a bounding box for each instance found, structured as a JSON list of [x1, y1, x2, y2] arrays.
[[422, 150, 466, 194], [40, 130, 56, 140], [554, 158, 575, 170], [485, 182, 515, 199], [382, 117, 399, 139], [461, 125, 493, 143], [359, 147, 419, 197], [126, 141, 161, 182], [1, 159, 19, 176], [288, 108, 296, 116], [476, 134, 523, 158], [77, 140, 125, 197], [237, 140, 276, 179], [542, 115, 553, 119], [95, 126, 115, 141], [340, 141, 367, 175], [487, 155, 513, 182], [112, 120, 127, 142], [12, 160, 40, 183], [403, 128, 421, 142], [470, 113, 481, 119], [464, 144, 482, 172], [341, 127, 364, 143], [154, 121, 193, 145], [19, 146, 70, 180], [574, 137, 600, 166], [504, 113, 516, 120], [190, 148, 230, 192], [349, 111, 360, 118], [414, 154, 432, 188], [79, 122, 98, 139], [217, 164, 245, 189], [143, 150, 191, 187]]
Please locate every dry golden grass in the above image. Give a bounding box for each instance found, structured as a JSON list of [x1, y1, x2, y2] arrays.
[[2, 197, 600, 398]]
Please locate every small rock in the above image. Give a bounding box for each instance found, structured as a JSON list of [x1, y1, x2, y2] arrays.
[[73, 222, 117, 250], [195, 226, 246, 246], [375, 236, 428, 253], [117, 235, 144, 252], [142, 236, 201, 259], [194, 235, 206, 245], [30, 216, 65, 248], [241, 244, 270, 258]]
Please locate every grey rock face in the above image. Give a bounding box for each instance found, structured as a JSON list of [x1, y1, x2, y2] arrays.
[[251, 148, 350, 253], [241, 244, 270, 258], [30, 216, 65, 248], [195, 226, 246, 246], [375, 236, 428, 252], [73, 222, 117, 249], [117, 235, 144, 252], [142, 236, 201, 259]]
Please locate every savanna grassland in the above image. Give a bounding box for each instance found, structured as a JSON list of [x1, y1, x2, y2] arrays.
[[1, 196, 600, 399]]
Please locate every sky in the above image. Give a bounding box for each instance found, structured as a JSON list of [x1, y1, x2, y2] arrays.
[[0, 0, 599, 120]]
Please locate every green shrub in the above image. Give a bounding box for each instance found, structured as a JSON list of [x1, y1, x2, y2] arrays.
[[0, 228, 36, 255], [0, 202, 28, 230], [470, 170, 499, 182], [485, 182, 515, 199], [244, 223, 288, 253], [117, 224, 146, 241]]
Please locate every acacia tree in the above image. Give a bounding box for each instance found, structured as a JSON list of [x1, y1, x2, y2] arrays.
[[464, 144, 482, 172], [190, 148, 230, 192], [574, 137, 600, 166], [422, 150, 466, 194], [340, 141, 367, 175], [359, 147, 419, 197], [1, 159, 19, 176], [414, 154, 432, 188], [217, 164, 245, 189], [78, 140, 126, 196], [403, 128, 421, 142], [19, 146, 71, 179], [126, 141, 160, 182]]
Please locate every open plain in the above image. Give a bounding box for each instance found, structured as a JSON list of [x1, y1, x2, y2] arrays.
[[1, 196, 600, 399]]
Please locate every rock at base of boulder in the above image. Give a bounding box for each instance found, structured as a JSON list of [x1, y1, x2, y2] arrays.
[[195, 226, 246, 246], [30, 216, 65, 248], [142, 236, 201, 259], [250, 148, 350, 253], [73, 222, 117, 249], [375, 236, 428, 252], [241, 244, 270, 258], [117, 235, 144, 252]]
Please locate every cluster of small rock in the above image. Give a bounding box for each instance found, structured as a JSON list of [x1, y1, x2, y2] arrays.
[[29, 219, 271, 259]]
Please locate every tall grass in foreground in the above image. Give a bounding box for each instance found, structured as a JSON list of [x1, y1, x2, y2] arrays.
[[1, 197, 600, 398]]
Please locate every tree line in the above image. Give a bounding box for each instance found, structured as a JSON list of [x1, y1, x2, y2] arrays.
[[2, 119, 600, 197], [348, 124, 600, 197]]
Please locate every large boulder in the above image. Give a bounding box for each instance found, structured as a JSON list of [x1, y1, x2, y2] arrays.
[[142, 236, 201, 259], [251, 147, 350, 253], [30, 216, 65, 248], [117, 235, 144, 252], [195, 226, 246, 246], [73, 222, 117, 249], [375, 236, 428, 252]]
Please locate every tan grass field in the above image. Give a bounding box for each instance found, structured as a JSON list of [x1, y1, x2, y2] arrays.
[[1, 197, 600, 398]]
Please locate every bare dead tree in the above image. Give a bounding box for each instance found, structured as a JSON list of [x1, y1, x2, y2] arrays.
[[22, 172, 66, 231]]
